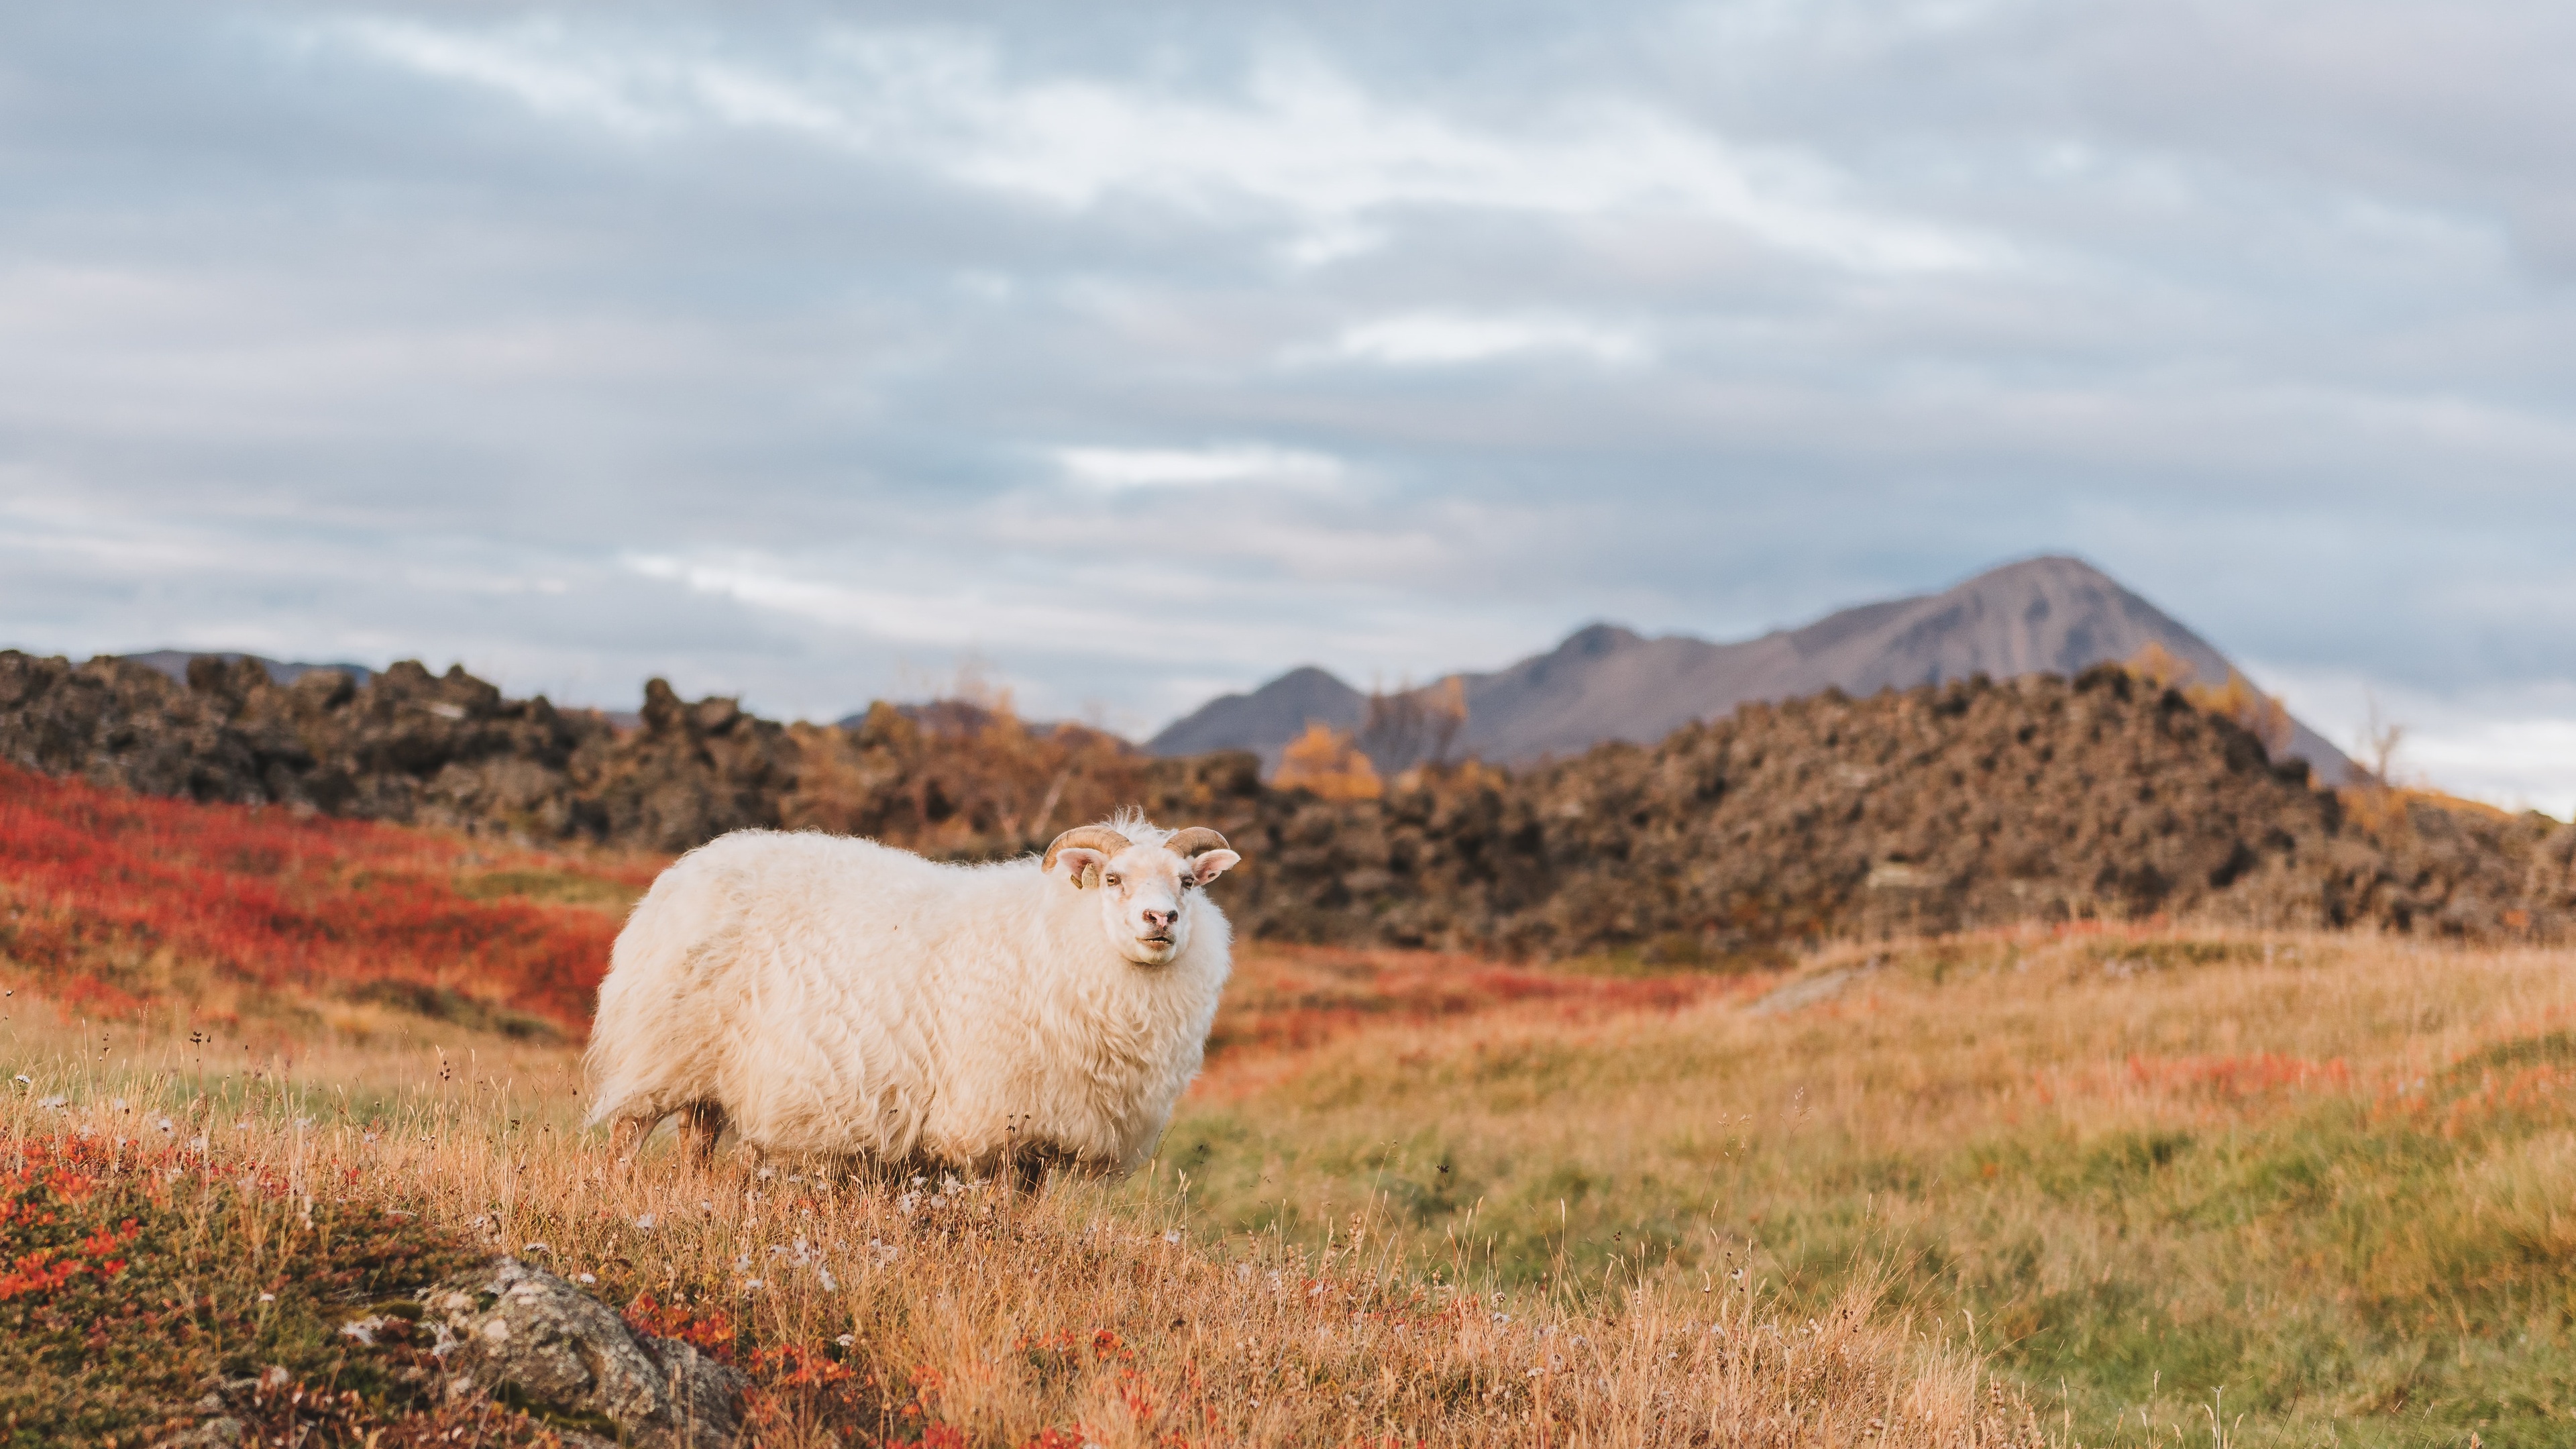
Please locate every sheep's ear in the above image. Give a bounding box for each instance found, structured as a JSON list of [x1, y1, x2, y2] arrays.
[[1187, 849, 1241, 886], [1055, 847, 1108, 888]]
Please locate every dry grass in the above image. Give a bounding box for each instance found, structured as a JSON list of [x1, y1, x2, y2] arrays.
[[1167, 929, 2576, 1446], [0, 998, 2048, 1447]]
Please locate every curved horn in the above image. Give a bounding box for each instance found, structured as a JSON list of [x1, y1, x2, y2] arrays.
[[1042, 825, 1135, 873], [1163, 826, 1230, 857]]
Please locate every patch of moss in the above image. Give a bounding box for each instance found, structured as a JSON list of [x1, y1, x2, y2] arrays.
[[1555, 936, 1795, 978], [2452, 1029, 2576, 1077], [2074, 938, 2273, 975], [347, 979, 565, 1042], [456, 867, 644, 913]]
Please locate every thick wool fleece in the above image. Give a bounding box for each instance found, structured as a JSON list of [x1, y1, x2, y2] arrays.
[[584, 830, 1232, 1174]]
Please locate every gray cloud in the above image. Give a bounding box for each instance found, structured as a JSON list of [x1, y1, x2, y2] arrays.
[[3, 0, 2574, 805]]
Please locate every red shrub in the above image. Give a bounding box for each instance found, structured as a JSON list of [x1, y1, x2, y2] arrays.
[[0, 763, 652, 1029], [0, 1137, 141, 1303], [625, 1292, 739, 1363]]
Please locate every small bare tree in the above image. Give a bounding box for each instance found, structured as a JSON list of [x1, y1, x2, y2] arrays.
[[2357, 690, 2406, 787], [1356, 677, 1468, 775]]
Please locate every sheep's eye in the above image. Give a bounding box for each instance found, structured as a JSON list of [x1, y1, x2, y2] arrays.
[[1105, 873, 1122, 887]]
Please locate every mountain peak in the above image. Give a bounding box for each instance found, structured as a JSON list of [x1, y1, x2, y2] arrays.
[[1557, 622, 1645, 658], [1973, 552, 2109, 580], [119, 649, 374, 688], [1150, 557, 2353, 780]]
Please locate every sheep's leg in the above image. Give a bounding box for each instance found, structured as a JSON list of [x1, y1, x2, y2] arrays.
[[679, 1101, 728, 1169], [1010, 1145, 1072, 1195], [610, 1113, 661, 1168]]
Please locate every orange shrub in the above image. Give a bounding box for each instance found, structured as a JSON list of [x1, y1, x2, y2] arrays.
[[1271, 722, 1383, 801]]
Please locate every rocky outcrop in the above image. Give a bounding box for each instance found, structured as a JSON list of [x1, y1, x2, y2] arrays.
[[4, 648, 2567, 953], [420, 1258, 745, 1448], [1190, 668, 2573, 955], [587, 678, 798, 851], [0, 651, 793, 851]]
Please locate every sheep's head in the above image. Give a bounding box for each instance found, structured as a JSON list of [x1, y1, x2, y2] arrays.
[[1043, 822, 1241, 966]]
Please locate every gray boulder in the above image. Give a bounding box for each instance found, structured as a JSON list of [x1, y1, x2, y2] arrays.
[[421, 1258, 747, 1449]]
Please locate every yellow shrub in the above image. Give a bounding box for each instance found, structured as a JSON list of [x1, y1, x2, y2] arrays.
[[1273, 720, 1383, 801], [2125, 644, 2295, 757]]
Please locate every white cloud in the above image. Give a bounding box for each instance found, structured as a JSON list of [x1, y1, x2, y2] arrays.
[[616, 543, 1556, 715], [313, 20, 1997, 274], [1332, 313, 1648, 367], [621, 549, 1290, 665], [323, 19, 676, 137], [2406, 716, 2576, 820], [1053, 443, 1346, 490], [2257, 661, 2576, 819]]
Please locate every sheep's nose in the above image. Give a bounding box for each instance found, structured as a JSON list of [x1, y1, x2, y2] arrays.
[[1141, 908, 1176, 930]]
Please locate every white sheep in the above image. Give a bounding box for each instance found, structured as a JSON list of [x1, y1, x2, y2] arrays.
[[582, 812, 1242, 1179]]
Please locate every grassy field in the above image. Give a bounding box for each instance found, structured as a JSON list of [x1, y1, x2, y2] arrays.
[[0, 996, 2033, 1448], [1177, 932, 2576, 1447], [5, 765, 2573, 1444]]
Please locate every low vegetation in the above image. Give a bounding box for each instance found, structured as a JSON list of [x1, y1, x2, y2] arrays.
[[0, 761, 650, 1030]]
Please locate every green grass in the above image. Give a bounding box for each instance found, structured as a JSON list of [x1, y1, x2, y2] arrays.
[[455, 866, 645, 913], [1146, 936, 2576, 1446], [1553, 935, 1796, 978]]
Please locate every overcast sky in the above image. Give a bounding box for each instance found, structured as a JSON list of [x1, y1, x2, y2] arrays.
[[4, 1, 2573, 811]]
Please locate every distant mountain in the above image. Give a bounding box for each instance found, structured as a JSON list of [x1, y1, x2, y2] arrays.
[[1145, 667, 1365, 769], [1148, 555, 2355, 780], [121, 650, 374, 688]]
